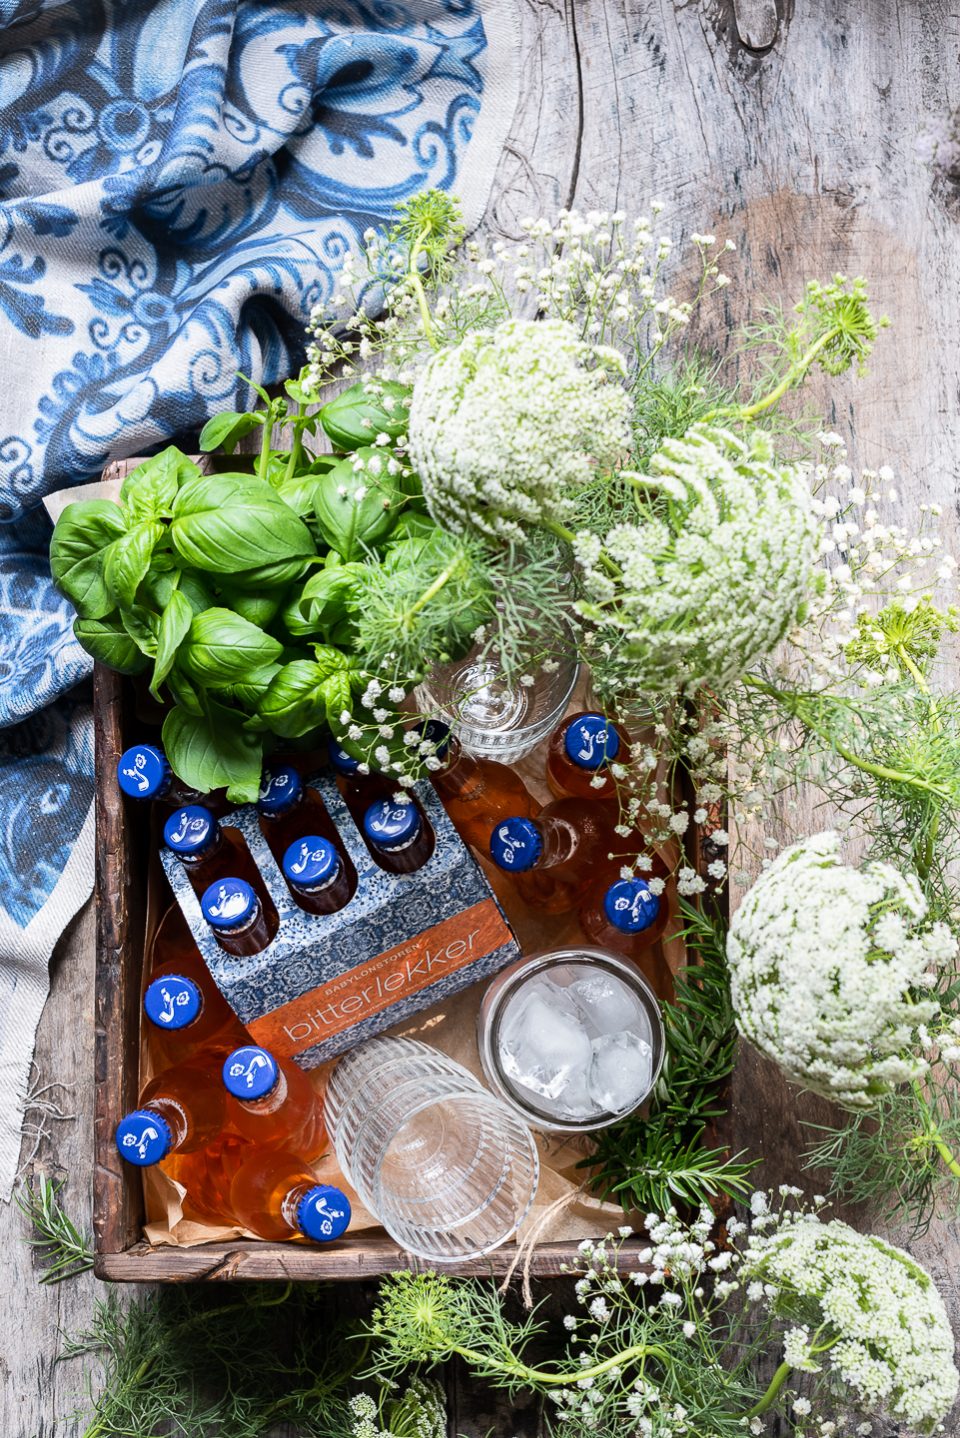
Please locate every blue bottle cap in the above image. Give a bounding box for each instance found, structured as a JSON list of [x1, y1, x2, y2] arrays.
[[222, 1045, 280, 1101], [363, 798, 421, 851], [117, 743, 170, 799], [489, 816, 543, 872], [417, 718, 452, 760], [115, 1108, 173, 1166], [328, 738, 361, 775], [604, 877, 661, 933], [282, 836, 339, 890], [258, 764, 303, 817], [564, 713, 620, 770], [296, 1184, 352, 1242], [201, 877, 257, 931], [143, 974, 202, 1031], [164, 805, 218, 858]]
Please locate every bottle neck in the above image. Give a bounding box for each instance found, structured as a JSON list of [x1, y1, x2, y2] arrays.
[[264, 792, 303, 822], [237, 1068, 286, 1114], [280, 1180, 314, 1235], [179, 829, 223, 867], [209, 899, 262, 938], [291, 858, 342, 896], [432, 740, 477, 796], [146, 1096, 189, 1152], [537, 815, 578, 869]]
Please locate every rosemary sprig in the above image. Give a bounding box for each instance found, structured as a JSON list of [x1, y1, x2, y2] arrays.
[[582, 898, 757, 1215], [15, 1173, 93, 1284]]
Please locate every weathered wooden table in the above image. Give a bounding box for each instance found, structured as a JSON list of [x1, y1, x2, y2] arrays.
[[4, 1, 960, 1432]]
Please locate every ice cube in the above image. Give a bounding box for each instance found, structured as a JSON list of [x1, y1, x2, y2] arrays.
[[588, 1031, 653, 1114], [570, 972, 644, 1038], [499, 986, 593, 1102]]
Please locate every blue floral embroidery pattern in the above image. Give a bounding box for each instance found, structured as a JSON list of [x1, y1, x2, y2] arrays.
[[0, 0, 491, 516]]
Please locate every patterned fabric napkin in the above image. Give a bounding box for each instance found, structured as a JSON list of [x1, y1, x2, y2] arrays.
[[0, 0, 519, 1197]]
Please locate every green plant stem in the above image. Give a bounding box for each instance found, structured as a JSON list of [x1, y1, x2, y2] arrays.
[[708, 325, 844, 424], [910, 1079, 960, 1180], [741, 674, 952, 802], [894, 642, 942, 880], [283, 429, 304, 484], [540, 516, 622, 579], [257, 404, 274, 483], [452, 1340, 670, 1388], [409, 225, 439, 350], [403, 559, 460, 624], [744, 1359, 791, 1418]]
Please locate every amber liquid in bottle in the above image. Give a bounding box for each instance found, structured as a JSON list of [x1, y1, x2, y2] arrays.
[[258, 765, 352, 869], [202, 885, 280, 957], [545, 711, 630, 802], [144, 906, 248, 1067], [490, 798, 618, 913], [431, 735, 539, 852], [135, 1059, 229, 1156], [165, 1134, 250, 1224], [222, 1046, 327, 1158], [579, 879, 675, 1001], [229, 1149, 350, 1242]]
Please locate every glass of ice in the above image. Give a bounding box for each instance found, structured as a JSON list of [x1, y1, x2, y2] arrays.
[[477, 948, 666, 1133], [325, 1036, 540, 1261]]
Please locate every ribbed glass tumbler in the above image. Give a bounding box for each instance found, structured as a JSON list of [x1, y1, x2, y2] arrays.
[[324, 1036, 540, 1262]]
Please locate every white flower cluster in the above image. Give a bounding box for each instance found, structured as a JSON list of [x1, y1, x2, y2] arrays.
[[744, 1215, 959, 1432], [576, 425, 819, 697], [408, 317, 631, 543], [727, 831, 955, 1106], [348, 1379, 446, 1438]]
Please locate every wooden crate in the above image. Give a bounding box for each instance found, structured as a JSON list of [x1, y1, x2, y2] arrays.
[[93, 664, 676, 1281]]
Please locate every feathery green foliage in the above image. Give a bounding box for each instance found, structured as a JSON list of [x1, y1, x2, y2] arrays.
[[15, 1173, 93, 1284]]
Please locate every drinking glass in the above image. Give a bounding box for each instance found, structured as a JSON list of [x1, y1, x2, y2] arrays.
[[415, 640, 579, 763], [324, 1036, 540, 1262], [477, 948, 666, 1133]]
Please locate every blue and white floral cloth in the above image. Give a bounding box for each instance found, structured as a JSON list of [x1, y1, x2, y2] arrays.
[[0, 0, 518, 1196]]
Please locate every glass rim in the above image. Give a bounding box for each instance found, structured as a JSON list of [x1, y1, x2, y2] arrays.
[[482, 947, 667, 1133], [337, 1077, 537, 1168]]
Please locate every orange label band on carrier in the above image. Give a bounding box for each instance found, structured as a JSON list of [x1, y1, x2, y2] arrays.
[[247, 899, 513, 1057]]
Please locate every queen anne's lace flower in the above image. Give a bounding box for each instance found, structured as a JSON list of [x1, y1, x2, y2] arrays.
[[409, 318, 631, 542], [578, 425, 819, 697], [744, 1217, 959, 1432], [727, 832, 955, 1105]]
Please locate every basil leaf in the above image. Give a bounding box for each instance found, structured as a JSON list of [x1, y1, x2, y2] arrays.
[[73, 615, 149, 674], [120, 446, 199, 521], [320, 380, 411, 451], [49, 500, 127, 620], [258, 658, 349, 738], [211, 663, 282, 710], [166, 667, 204, 717], [282, 563, 365, 638], [198, 410, 262, 454], [179, 607, 283, 687], [120, 604, 160, 658], [103, 520, 164, 609], [241, 556, 315, 589], [321, 668, 353, 729], [170, 473, 315, 574], [313, 452, 402, 560], [162, 701, 263, 804], [388, 510, 438, 544], [150, 589, 194, 699], [219, 588, 285, 628]]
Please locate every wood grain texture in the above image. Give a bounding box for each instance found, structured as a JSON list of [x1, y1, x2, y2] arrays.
[[8, 2, 960, 1433]]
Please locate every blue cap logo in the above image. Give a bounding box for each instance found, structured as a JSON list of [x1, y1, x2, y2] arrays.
[[363, 798, 421, 851], [115, 1108, 172, 1166], [564, 713, 620, 770], [327, 739, 361, 775], [164, 805, 216, 857], [201, 878, 256, 931], [283, 836, 338, 889], [297, 1184, 352, 1242], [604, 878, 660, 933], [258, 765, 303, 816], [117, 743, 169, 798], [489, 816, 543, 872], [223, 1045, 279, 1100], [144, 975, 202, 1030]]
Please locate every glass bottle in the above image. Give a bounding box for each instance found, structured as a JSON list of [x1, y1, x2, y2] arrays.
[[362, 797, 435, 875], [257, 764, 348, 865], [545, 712, 630, 802], [143, 961, 246, 1070], [163, 805, 268, 907], [200, 878, 279, 957], [165, 1134, 251, 1225], [579, 876, 674, 1000], [418, 719, 539, 852], [488, 799, 617, 913], [229, 1148, 351, 1242], [115, 1058, 227, 1166], [221, 1044, 327, 1157], [327, 739, 394, 827], [281, 835, 354, 916]]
